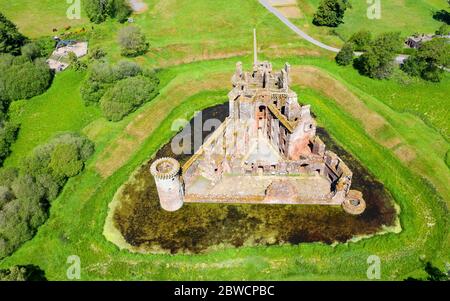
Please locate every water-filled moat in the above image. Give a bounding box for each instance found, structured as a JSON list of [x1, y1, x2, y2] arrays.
[[113, 103, 397, 254]]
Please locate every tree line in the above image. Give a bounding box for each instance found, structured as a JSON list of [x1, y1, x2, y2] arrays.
[[0, 133, 94, 259], [335, 30, 449, 82]]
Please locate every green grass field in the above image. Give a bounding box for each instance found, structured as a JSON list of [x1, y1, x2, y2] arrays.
[[4, 70, 101, 167], [0, 0, 448, 280], [293, 0, 448, 46], [0, 0, 87, 38]]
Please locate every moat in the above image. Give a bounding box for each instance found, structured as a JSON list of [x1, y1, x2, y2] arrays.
[[112, 103, 397, 254]]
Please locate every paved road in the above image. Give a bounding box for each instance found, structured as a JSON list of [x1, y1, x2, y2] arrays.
[[259, 0, 340, 53], [259, 0, 409, 63]]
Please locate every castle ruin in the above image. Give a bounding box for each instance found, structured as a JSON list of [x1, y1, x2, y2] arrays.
[[150, 30, 366, 215]]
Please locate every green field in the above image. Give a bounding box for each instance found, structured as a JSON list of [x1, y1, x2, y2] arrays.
[[0, 0, 87, 38], [0, 0, 448, 280], [293, 0, 448, 46]]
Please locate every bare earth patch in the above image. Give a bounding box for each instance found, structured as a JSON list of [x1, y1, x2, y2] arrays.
[[277, 6, 303, 18], [128, 0, 149, 14]]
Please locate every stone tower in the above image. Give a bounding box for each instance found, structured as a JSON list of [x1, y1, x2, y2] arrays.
[[150, 157, 184, 211]]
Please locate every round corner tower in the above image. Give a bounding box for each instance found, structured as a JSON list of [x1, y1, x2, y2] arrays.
[[150, 157, 184, 211]]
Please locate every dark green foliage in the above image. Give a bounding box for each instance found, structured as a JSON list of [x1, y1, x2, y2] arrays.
[[0, 133, 94, 259], [80, 62, 116, 104], [445, 150, 450, 168], [100, 75, 158, 121], [84, 0, 131, 24], [0, 12, 27, 55], [80, 61, 159, 119], [335, 42, 354, 66], [0, 54, 53, 102], [20, 38, 55, 61], [401, 38, 450, 82], [21, 43, 43, 61], [0, 265, 46, 281], [312, 0, 350, 27], [405, 262, 449, 281], [88, 47, 107, 61], [110, 0, 133, 23], [424, 262, 449, 281], [117, 26, 149, 57], [348, 30, 372, 51], [68, 51, 87, 72], [354, 32, 402, 79], [0, 120, 19, 166]]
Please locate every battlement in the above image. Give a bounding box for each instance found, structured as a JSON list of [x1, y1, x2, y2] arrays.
[[150, 30, 365, 215]]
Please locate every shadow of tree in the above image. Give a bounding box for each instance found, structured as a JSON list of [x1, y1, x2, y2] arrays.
[[433, 9, 450, 24]]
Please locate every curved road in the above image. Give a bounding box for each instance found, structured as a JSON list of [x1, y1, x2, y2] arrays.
[[259, 0, 409, 63]]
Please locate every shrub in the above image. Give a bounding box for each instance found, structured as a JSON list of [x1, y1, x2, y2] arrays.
[[68, 52, 87, 72], [113, 60, 142, 79], [0, 12, 27, 55], [312, 0, 350, 27], [0, 121, 19, 166], [100, 75, 158, 121], [335, 42, 354, 66], [0, 265, 46, 281], [0, 55, 53, 101], [401, 38, 450, 82], [0, 133, 94, 259], [84, 0, 131, 24], [354, 32, 402, 79], [21, 43, 43, 61], [88, 47, 107, 61], [436, 23, 450, 36], [118, 26, 149, 57], [348, 30, 372, 51], [80, 62, 116, 104]]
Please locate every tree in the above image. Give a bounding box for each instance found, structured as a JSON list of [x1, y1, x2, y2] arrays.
[[0, 121, 19, 166], [84, 0, 131, 24], [0, 132, 94, 259], [0, 55, 53, 101], [100, 75, 158, 121], [0, 12, 27, 55], [68, 52, 87, 72], [335, 42, 354, 66], [21, 42, 43, 61], [354, 32, 402, 79], [48, 143, 84, 178], [348, 30, 372, 51], [313, 0, 350, 27], [0, 265, 46, 281], [401, 38, 450, 82], [118, 26, 149, 57], [80, 62, 116, 104], [114, 60, 142, 79], [88, 47, 107, 61]]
